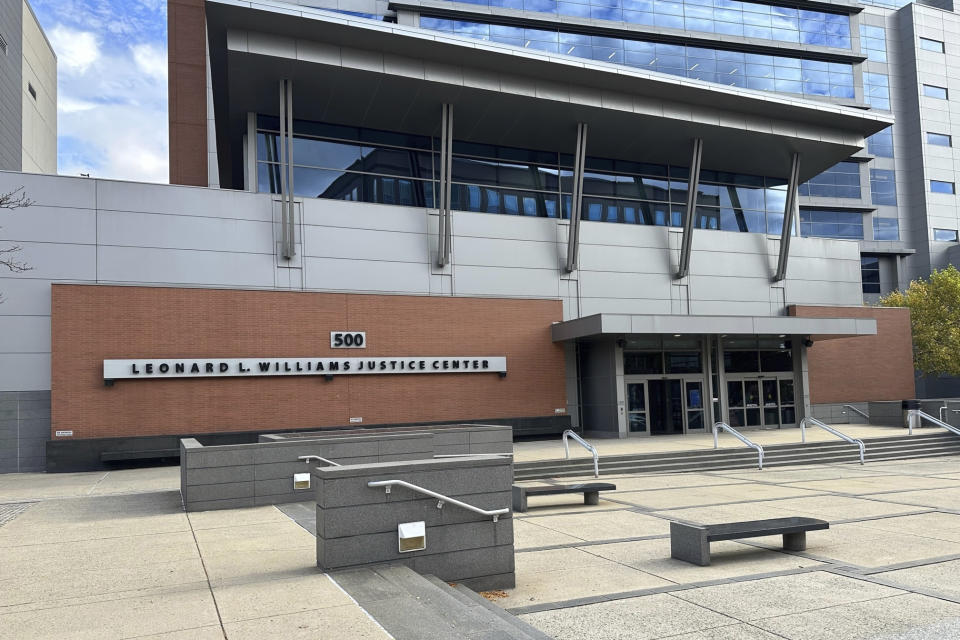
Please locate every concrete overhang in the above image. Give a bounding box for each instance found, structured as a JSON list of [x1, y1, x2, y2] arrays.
[[206, 0, 893, 185], [551, 313, 877, 342]]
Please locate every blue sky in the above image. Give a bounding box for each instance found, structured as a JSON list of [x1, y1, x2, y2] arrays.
[[30, 0, 169, 183]]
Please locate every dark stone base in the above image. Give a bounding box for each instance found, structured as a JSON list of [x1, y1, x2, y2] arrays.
[[45, 414, 571, 472]]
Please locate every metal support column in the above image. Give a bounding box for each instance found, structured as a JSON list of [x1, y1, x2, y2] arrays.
[[437, 104, 453, 267], [565, 122, 588, 273], [774, 153, 801, 281], [676, 138, 703, 279], [278, 79, 296, 260]]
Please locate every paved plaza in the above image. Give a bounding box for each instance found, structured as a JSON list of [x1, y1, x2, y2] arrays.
[[2, 439, 960, 638]]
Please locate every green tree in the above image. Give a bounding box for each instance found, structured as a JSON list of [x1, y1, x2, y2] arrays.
[[1, 187, 33, 303], [881, 265, 960, 376]]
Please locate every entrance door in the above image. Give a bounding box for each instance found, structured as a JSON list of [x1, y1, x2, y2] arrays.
[[626, 381, 648, 434], [726, 377, 796, 429], [649, 379, 684, 435]]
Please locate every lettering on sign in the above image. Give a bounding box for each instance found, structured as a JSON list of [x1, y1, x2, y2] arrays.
[[55, 430, 74, 437], [331, 332, 366, 349], [102, 356, 507, 381]]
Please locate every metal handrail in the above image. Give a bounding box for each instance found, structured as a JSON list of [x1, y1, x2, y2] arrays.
[[939, 406, 960, 423], [433, 453, 513, 459], [563, 429, 599, 478], [843, 404, 869, 420], [298, 455, 340, 466], [367, 479, 509, 522], [908, 410, 960, 436], [801, 417, 865, 465], [712, 422, 764, 470]]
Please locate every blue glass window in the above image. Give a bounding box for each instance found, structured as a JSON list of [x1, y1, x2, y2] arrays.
[[873, 217, 899, 241], [864, 73, 890, 110], [927, 132, 952, 147], [867, 127, 893, 158], [934, 228, 959, 242], [799, 209, 863, 239], [859, 25, 887, 63], [799, 162, 861, 199], [930, 180, 956, 194], [421, 0, 851, 47], [920, 37, 945, 53], [870, 169, 897, 205], [421, 17, 855, 100], [924, 85, 948, 100], [861, 256, 881, 294]]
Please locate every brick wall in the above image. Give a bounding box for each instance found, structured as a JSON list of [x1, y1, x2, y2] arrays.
[[51, 284, 565, 439], [168, 0, 207, 186], [790, 305, 915, 403]]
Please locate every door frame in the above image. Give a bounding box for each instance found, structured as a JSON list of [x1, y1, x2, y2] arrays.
[[724, 373, 797, 430], [624, 374, 709, 436]]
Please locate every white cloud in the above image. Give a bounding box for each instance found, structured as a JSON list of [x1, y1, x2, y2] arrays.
[[48, 25, 101, 74], [132, 43, 167, 81], [58, 96, 97, 114]]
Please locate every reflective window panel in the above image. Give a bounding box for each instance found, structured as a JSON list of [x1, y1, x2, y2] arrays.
[[927, 132, 952, 147], [873, 217, 899, 241], [934, 228, 959, 242], [799, 209, 863, 239], [870, 169, 897, 206], [861, 255, 881, 294], [799, 161, 861, 199]]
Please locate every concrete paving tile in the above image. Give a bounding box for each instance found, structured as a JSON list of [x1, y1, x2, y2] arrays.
[[0, 558, 209, 608], [672, 572, 904, 621], [194, 520, 315, 555], [521, 509, 670, 541], [869, 487, 960, 510], [222, 603, 389, 639], [0, 585, 219, 639], [136, 626, 226, 639], [513, 494, 620, 513], [0, 471, 107, 500], [785, 475, 960, 495], [613, 484, 824, 510], [188, 506, 289, 530], [519, 592, 739, 640], [201, 547, 318, 585], [651, 502, 798, 525], [582, 538, 823, 585], [753, 593, 960, 640], [89, 467, 182, 495], [502, 554, 672, 607], [854, 512, 960, 543], [560, 474, 749, 491], [658, 622, 784, 639], [212, 573, 353, 623], [514, 518, 583, 550], [747, 495, 931, 520], [859, 459, 960, 475], [714, 467, 882, 483], [876, 559, 960, 600]]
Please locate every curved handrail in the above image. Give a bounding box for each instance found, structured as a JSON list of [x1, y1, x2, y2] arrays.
[[843, 405, 869, 420], [712, 422, 764, 470], [938, 406, 960, 424], [298, 455, 340, 466], [367, 479, 509, 522], [908, 410, 960, 437], [563, 429, 599, 478], [801, 417, 865, 465]]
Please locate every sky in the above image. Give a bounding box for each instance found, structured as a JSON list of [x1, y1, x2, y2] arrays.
[[30, 0, 169, 183]]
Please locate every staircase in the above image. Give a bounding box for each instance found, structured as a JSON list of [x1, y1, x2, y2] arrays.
[[513, 431, 960, 480], [330, 564, 551, 640]]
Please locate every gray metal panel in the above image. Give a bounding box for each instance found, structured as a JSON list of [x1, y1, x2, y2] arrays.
[[0, 1, 22, 172]]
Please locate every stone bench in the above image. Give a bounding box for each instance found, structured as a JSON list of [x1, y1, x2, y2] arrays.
[[670, 517, 829, 566], [512, 482, 616, 512]]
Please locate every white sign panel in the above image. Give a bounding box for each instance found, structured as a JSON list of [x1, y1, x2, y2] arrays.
[[103, 356, 507, 380], [330, 331, 366, 348]]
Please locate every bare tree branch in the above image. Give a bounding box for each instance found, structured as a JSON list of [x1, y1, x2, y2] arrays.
[[0, 186, 34, 210], [1, 187, 33, 304]]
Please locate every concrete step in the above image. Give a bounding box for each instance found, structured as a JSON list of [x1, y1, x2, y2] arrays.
[[451, 583, 554, 640], [331, 564, 543, 640], [513, 433, 960, 480]]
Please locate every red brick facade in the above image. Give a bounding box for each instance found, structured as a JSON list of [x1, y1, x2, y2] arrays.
[[51, 285, 566, 439], [168, 0, 208, 187], [790, 305, 915, 403]]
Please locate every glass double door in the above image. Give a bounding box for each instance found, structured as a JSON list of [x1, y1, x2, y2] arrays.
[[626, 377, 705, 435], [726, 376, 796, 429]]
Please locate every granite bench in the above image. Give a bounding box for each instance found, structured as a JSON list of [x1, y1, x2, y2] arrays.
[[512, 482, 616, 512], [670, 517, 829, 566]]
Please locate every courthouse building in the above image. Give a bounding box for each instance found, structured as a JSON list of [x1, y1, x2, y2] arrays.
[[5, 0, 956, 471]]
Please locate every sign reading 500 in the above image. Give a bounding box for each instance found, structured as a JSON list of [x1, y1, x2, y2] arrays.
[[330, 331, 365, 349]]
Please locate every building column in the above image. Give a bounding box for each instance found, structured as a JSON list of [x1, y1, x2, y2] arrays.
[[792, 337, 812, 425], [565, 122, 588, 273], [677, 138, 703, 279], [774, 153, 801, 281], [437, 104, 453, 267], [278, 78, 295, 260]]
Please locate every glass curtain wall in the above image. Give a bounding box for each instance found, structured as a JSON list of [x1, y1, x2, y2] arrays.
[[426, 0, 852, 48], [420, 18, 856, 99], [256, 116, 793, 234]]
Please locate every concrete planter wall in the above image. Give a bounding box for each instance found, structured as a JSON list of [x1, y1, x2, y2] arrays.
[[314, 456, 514, 591]]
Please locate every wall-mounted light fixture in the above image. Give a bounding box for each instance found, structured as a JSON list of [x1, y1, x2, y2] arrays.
[[498, 371, 507, 379], [323, 374, 334, 381], [398, 521, 426, 552], [293, 473, 311, 490]]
